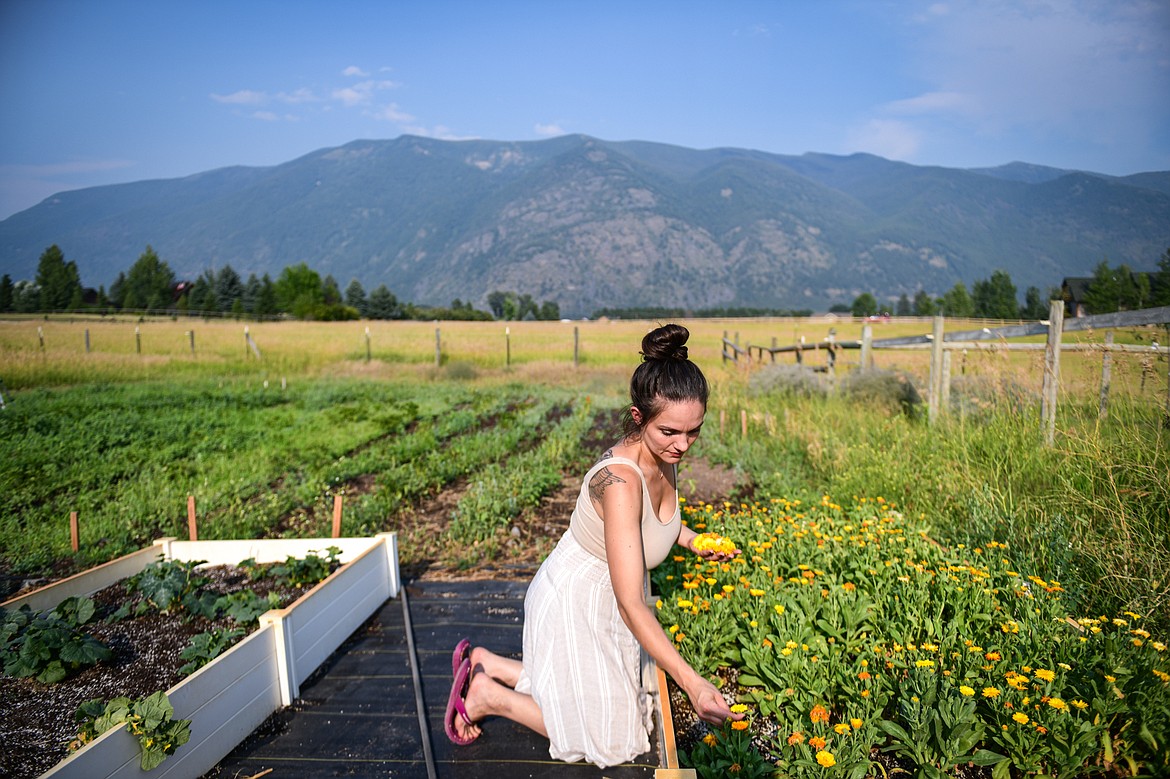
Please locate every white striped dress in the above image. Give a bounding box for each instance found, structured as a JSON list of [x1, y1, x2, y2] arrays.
[[513, 457, 680, 768]]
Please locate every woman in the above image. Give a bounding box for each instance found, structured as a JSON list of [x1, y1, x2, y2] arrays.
[[446, 323, 742, 768]]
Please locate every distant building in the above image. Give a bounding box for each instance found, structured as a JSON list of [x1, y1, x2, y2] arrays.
[[1060, 277, 1093, 317]]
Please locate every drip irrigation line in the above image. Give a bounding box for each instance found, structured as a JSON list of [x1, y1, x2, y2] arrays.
[[401, 584, 438, 779]]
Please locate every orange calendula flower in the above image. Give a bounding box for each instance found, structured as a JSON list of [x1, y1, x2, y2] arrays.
[[787, 731, 805, 745], [850, 718, 863, 730], [809, 735, 827, 749], [731, 720, 750, 731], [810, 704, 830, 724]]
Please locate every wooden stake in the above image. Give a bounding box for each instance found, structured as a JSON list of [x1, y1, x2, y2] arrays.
[[332, 494, 343, 538], [1099, 331, 1113, 420], [719, 409, 726, 438], [70, 511, 79, 552], [1041, 300, 1064, 447], [740, 409, 748, 438], [187, 495, 198, 541]]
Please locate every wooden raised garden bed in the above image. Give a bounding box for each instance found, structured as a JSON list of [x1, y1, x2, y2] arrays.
[[2, 533, 400, 779]]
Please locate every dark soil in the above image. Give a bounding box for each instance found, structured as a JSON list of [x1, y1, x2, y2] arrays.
[[0, 566, 304, 779]]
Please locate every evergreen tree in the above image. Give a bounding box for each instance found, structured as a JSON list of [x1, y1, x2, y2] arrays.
[[254, 275, 278, 318], [322, 275, 342, 306], [214, 265, 245, 312], [895, 294, 911, 316], [1020, 286, 1049, 319], [344, 279, 367, 315], [912, 290, 936, 316], [109, 272, 127, 308], [1082, 260, 1119, 314], [241, 274, 262, 314], [538, 300, 560, 321], [0, 274, 13, 313], [941, 282, 975, 318], [122, 246, 175, 310], [851, 292, 878, 318], [486, 290, 508, 319], [1115, 264, 1141, 310], [1152, 248, 1170, 306], [972, 270, 1018, 319], [366, 284, 400, 319], [35, 244, 82, 311]]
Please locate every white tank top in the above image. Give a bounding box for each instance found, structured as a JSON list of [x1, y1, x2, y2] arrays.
[[568, 456, 681, 569]]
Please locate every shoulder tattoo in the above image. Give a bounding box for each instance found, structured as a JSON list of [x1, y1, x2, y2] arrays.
[[589, 466, 626, 502]]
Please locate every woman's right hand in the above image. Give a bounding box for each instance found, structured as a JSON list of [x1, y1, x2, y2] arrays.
[[685, 675, 743, 727]]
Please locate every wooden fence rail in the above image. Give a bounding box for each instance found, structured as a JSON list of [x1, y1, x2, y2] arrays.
[[733, 305, 1170, 444]]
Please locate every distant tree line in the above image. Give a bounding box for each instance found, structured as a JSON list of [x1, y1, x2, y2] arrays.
[[0, 245, 562, 322], [590, 305, 815, 320], [836, 251, 1170, 320]]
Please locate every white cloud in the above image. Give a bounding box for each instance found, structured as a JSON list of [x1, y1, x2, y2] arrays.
[[534, 122, 565, 137], [343, 65, 369, 77], [331, 79, 400, 107], [404, 124, 478, 141], [210, 89, 268, 105], [276, 88, 317, 104], [845, 119, 922, 161], [884, 91, 978, 117], [373, 103, 416, 123]]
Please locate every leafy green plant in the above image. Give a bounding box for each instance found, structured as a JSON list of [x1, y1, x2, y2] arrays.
[[214, 589, 281, 624], [682, 720, 776, 779], [1, 598, 112, 683], [268, 546, 341, 587], [177, 627, 245, 676], [124, 558, 213, 616], [70, 691, 191, 770]]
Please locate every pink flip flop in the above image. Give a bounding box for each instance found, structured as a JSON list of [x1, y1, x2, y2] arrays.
[[445, 657, 477, 746], [452, 637, 470, 678]]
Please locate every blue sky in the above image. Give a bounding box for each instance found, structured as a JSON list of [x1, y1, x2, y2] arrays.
[[1, 0, 1168, 220]]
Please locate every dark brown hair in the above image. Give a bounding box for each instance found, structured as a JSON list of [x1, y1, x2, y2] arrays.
[[621, 323, 709, 440]]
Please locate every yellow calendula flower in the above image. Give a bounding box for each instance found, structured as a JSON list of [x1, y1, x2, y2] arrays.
[[834, 723, 851, 734], [915, 660, 936, 668], [959, 685, 975, 697], [749, 588, 765, 597], [983, 687, 1001, 698], [816, 750, 836, 767], [850, 718, 863, 729], [1035, 668, 1055, 682], [1048, 697, 1068, 711], [677, 600, 693, 609], [722, 585, 735, 594], [1072, 699, 1089, 709], [774, 605, 785, 615], [730, 704, 749, 714], [692, 532, 737, 554], [1013, 712, 1029, 724], [703, 732, 718, 747]]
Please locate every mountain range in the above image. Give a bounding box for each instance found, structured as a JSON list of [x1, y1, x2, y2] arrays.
[[2, 134, 1168, 317]]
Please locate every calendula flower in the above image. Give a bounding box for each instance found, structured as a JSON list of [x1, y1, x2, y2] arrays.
[[749, 588, 765, 597], [1048, 697, 1068, 711], [833, 723, 851, 734], [816, 750, 836, 767], [959, 685, 975, 697], [809, 735, 827, 749], [787, 731, 805, 745], [1013, 712, 1029, 724], [983, 687, 1001, 698], [1072, 699, 1089, 709], [810, 704, 830, 724], [730, 704, 749, 714], [850, 718, 863, 729], [731, 720, 749, 731], [676, 600, 693, 609], [702, 733, 717, 747], [1035, 668, 1055, 682]]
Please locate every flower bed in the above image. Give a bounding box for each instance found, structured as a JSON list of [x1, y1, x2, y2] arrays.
[[653, 497, 1169, 777], [2, 534, 399, 779]]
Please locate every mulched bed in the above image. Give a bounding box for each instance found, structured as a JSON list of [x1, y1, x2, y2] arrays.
[[0, 565, 303, 779]]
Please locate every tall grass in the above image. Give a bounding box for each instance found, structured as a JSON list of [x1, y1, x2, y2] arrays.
[[700, 365, 1170, 632]]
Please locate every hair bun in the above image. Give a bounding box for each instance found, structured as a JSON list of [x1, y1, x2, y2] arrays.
[[641, 323, 691, 362]]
